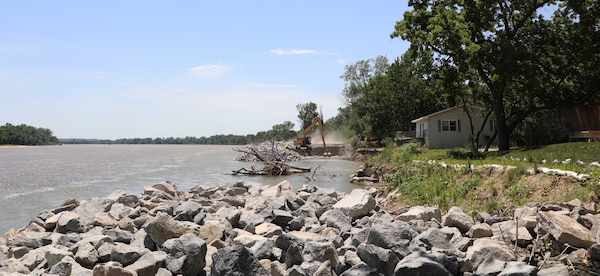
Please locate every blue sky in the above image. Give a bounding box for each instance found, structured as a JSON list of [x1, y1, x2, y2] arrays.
[[1, 1, 410, 139]]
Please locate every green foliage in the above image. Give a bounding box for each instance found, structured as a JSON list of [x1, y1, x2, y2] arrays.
[[296, 102, 319, 131], [338, 52, 446, 141], [0, 123, 60, 145], [393, 0, 600, 151]]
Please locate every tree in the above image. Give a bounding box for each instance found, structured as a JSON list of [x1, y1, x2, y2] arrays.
[[296, 102, 319, 131], [270, 121, 296, 141], [393, 0, 600, 151], [339, 56, 390, 140]]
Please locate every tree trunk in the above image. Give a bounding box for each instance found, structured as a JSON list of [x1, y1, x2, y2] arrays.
[[492, 89, 511, 152]]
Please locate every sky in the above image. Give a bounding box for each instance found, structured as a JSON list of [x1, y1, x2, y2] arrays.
[[1, 1, 410, 139]]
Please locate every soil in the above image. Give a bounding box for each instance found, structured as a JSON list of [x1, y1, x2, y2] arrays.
[[370, 163, 597, 216]]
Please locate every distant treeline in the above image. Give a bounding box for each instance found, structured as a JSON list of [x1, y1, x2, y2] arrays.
[[60, 135, 250, 145], [61, 120, 300, 145], [0, 123, 60, 145]]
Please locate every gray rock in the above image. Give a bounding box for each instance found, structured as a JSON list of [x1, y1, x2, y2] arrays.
[[393, 250, 452, 276], [144, 212, 190, 245], [210, 245, 269, 275], [397, 206, 442, 223], [239, 211, 265, 230], [8, 246, 29, 259], [163, 233, 207, 276], [125, 250, 168, 276], [347, 227, 369, 247], [285, 243, 304, 268], [49, 258, 73, 275], [467, 223, 493, 238], [588, 243, 600, 262], [443, 206, 474, 233], [233, 234, 273, 260], [102, 227, 134, 244], [54, 256, 92, 276], [537, 211, 595, 248], [356, 243, 400, 275], [93, 261, 137, 276], [340, 263, 379, 276], [332, 189, 376, 219], [173, 200, 204, 222], [73, 197, 114, 227], [9, 230, 48, 249], [197, 221, 226, 244], [366, 218, 416, 256], [491, 220, 533, 247], [74, 241, 99, 268], [272, 209, 294, 227], [97, 241, 115, 262], [475, 257, 506, 276], [56, 211, 84, 233], [111, 242, 150, 266], [410, 228, 458, 256], [536, 265, 569, 276], [320, 208, 352, 233], [44, 246, 74, 267], [498, 261, 537, 276], [466, 238, 515, 271], [303, 241, 339, 268]]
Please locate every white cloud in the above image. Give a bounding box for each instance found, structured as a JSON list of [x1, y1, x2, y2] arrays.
[[188, 63, 231, 79], [269, 49, 319, 55]]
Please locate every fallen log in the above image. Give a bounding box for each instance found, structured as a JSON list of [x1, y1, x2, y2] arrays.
[[231, 161, 310, 176]]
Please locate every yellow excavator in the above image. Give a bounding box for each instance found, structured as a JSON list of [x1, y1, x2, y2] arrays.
[[293, 115, 331, 156]]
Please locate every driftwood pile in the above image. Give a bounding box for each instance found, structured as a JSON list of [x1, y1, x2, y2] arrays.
[[232, 141, 308, 176]]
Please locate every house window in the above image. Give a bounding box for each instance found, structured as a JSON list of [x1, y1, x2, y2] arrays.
[[440, 120, 459, 132]]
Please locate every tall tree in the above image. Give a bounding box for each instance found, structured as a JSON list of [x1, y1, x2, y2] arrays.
[[393, 0, 600, 151], [296, 102, 319, 131], [357, 50, 445, 139]]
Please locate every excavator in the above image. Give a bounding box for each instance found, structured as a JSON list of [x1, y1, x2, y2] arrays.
[[293, 115, 331, 156]]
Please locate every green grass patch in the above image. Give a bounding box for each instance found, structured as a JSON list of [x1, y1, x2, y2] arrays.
[[371, 141, 600, 214]]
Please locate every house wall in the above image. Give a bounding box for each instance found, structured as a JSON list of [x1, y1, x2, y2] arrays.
[[427, 108, 495, 149], [560, 104, 600, 131]]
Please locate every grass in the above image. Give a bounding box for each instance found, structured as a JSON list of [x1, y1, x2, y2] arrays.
[[371, 141, 600, 215]]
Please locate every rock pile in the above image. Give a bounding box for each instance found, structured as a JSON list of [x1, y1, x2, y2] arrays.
[[1, 180, 599, 275]]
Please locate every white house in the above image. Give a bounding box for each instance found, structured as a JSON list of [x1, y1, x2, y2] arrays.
[[411, 106, 496, 149]]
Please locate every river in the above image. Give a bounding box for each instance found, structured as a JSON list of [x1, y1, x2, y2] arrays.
[[0, 144, 362, 234]]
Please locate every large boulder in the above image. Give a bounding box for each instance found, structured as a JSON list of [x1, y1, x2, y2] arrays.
[[537, 211, 596, 248], [211, 245, 269, 275], [443, 207, 474, 233], [466, 238, 515, 271], [393, 250, 452, 276], [332, 189, 376, 219], [110, 243, 150, 267], [162, 233, 207, 276], [357, 243, 400, 275], [366, 217, 416, 256], [124, 251, 168, 276], [396, 206, 442, 223], [56, 211, 84, 233], [144, 212, 190, 245]]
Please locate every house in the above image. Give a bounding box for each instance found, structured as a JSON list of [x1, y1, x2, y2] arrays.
[[411, 106, 496, 149], [559, 101, 600, 141]]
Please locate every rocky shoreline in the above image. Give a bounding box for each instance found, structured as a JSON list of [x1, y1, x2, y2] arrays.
[[1, 180, 599, 275]]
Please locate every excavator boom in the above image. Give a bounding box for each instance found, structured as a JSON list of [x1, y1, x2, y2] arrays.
[[293, 115, 331, 156]]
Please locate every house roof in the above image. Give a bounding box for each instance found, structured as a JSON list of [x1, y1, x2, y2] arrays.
[[411, 105, 481, 124], [411, 106, 460, 124]]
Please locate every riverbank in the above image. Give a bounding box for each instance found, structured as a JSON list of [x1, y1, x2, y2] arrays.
[[1, 180, 597, 275]]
